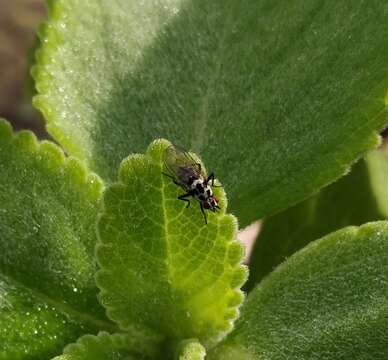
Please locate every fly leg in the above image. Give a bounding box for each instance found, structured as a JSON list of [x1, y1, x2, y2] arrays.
[[178, 191, 194, 208], [206, 173, 222, 187], [200, 203, 208, 225]]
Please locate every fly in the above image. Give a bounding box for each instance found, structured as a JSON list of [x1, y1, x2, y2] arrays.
[[162, 144, 221, 224]]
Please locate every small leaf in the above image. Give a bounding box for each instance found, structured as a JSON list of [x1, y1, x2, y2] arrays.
[[177, 339, 206, 360], [246, 155, 387, 290], [52, 331, 161, 360], [96, 139, 246, 346], [209, 222, 388, 360], [0, 119, 116, 359], [33, 0, 388, 226]]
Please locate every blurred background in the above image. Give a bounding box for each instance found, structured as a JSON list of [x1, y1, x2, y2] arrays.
[[0, 0, 45, 134]]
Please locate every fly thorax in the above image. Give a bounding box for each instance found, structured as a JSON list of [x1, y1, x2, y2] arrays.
[[204, 185, 213, 198], [190, 179, 205, 199], [191, 179, 213, 202], [190, 179, 201, 190]]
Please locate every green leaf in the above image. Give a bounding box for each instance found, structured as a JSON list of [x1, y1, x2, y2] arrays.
[[33, 0, 388, 226], [51, 331, 161, 360], [0, 273, 97, 360], [366, 148, 388, 217], [246, 154, 388, 290], [177, 339, 206, 360], [209, 222, 388, 360], [0, 119, 116, 359], [96, 139, 247, 347]]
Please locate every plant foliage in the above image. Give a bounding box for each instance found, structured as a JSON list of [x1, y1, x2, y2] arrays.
[[32, 0, 388, 226], [0, 0, 388, 358]]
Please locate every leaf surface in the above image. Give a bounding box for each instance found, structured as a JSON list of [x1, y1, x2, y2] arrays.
[[246, 154, 388, 290], [96, 139, 246, 346], [33, 0, 388, 226], [209, 222, 388, 360], [0, 120, 115, 359]]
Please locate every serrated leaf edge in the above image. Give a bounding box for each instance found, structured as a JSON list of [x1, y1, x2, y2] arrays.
[[31, 0, 88, 164], [95, 138, 247, 346], [0, 118, 102, 198], [52, 331, 153, 359], [0, 118, 117, 333], [208, 221, 388, 360]]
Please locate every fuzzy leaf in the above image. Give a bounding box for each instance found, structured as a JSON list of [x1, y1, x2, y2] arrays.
[[209, 222, 388, 360], [0, 119, 115, 359], [96, 139, 246, 347], [246, 154, 388, 290], [0, 273, 97, 360], [52, 331, 161, 360], [33, 0, 388, 226]]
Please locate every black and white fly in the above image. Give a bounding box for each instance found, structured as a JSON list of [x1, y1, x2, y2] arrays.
[[163, 145, 221, 224]]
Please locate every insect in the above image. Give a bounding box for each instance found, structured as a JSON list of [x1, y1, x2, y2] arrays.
[[163, 144, 221, 224]]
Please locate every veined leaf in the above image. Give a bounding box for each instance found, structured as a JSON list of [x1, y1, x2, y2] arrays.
[[0, 119, 115, 359], [246, 153, 388, 290], [52, 331, 161, 360], [96, 139, 247, 347], [32, 0, 388, 226], [209, 222, 388, 360], [34, 0, 388, 226]]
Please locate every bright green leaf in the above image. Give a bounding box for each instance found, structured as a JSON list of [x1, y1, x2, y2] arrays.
[[96, 139, 246, 347], [209, 222, 388, 360], [0, 119, 116, 359], [51, 331, 161, 360], [33, 0, 388, 226], [246, 153, 388, 290], [177, 339, 206, 360]]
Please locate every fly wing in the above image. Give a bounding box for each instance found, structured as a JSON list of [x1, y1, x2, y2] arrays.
[[164, 145, 206, 184]]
